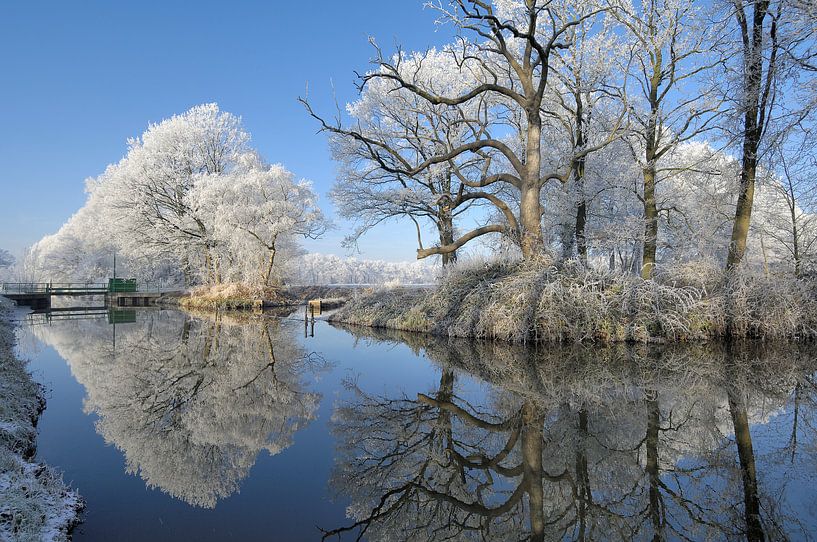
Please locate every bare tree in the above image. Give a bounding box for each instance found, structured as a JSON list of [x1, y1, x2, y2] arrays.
[[549, 5, 629, 266], [757, 128, 817, 276], [722, 0, 816, 269], [616, 0, 725, 278], [306, 0, 619, 261], [304, 50, 496, 266]]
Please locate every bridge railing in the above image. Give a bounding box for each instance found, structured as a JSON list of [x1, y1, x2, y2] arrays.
[[50, 283, 109, 293], [1, 282, 109, 294], [1, 282, 50, 294]]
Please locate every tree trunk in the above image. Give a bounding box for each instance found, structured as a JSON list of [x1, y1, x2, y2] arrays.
[[642, 165, 658, 279], [213, 252, 222, 284], [575, 408, 591, 541], [640, 38, 663, 280], [575, 195, 588, 267], [204, 248, 214, 285], [437, 369, 455, 450], [520, 183, 544, 259], [574, 93, 588, 267], [727, 154, 758, 270], [520, 112, 544, 259], [264, 247, 277, 287], [645, 391, 663, 542], [789, 195, 801, 277], [439, 207, 457, 267]]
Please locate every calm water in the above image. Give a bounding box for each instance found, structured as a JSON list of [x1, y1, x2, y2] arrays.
[[13, 308, 817, 541]]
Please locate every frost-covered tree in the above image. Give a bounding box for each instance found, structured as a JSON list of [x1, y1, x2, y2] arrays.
[[615, 0, 725, 278], [310, 0, 620, 261], [0, 248, 14, 282], [720, 0, 817, 269], [103, 103, 254, 284], [191, 164, 327, 286], [306, 49, 499, 266], [0, 249, 14, 269], [25, 180, 120, 283], [544, 5, 628, 265], [286, 253, 436, 285], [754, 127, 817, 276], [27, 104, 326, 287]]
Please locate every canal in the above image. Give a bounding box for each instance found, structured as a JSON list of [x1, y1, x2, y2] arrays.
[[15, 308, 817, 541]]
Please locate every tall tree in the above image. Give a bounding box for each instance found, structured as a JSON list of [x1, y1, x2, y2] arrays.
[[722, 0, 815, 269], [105, 103, 254, 284], [191, 164, 327, 287], [617, 0, 724, 278], [307, 0, 616, 261], [304, 49, 495, 266], [548, 8, 627, 265], [756, 128, 817, 276]]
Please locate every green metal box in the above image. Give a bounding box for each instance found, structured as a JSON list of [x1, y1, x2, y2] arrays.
[[108, 278, 137, 292]]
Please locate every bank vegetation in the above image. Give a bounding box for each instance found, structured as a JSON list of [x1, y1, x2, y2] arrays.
[[330, 259, 817, 343]]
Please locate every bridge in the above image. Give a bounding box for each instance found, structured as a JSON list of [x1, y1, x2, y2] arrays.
[[1, 281, 165, 309]]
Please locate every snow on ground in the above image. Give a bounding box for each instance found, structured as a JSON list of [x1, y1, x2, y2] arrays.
[[0, 298, 82, 541]]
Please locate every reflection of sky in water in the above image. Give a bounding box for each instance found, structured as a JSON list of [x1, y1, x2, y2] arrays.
[[17, 308, 817, 541], [752, 406, 817, 534]]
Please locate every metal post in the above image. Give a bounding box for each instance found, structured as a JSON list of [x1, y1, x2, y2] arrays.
[[304, 305, 309, 338]]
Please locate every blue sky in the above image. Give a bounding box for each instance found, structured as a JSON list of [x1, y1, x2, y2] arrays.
[[0, 1, 455, 261]]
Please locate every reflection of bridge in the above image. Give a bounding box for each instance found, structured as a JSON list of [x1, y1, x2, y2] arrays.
[[24, 307, 137, 326], [1, 282, 164, 309]]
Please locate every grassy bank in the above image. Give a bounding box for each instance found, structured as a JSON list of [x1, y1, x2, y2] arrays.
[[167, 283, 365, 311], [168, 283, 293, 310], [328, 259, 817, 344], [0, 299, 83, 540]]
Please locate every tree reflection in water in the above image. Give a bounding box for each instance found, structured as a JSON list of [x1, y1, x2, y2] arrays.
[[31, 310, 327, 508], [325, 325, 817, 541]]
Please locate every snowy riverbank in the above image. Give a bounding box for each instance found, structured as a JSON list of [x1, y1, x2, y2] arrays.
[[0, 299, 83, 540], [329, 260, 817, 344]]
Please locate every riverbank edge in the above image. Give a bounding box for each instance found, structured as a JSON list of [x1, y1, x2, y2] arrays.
[[155, 285, 369, 311], [326, 262, 817, 344], [0, 299, 83, 541]]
